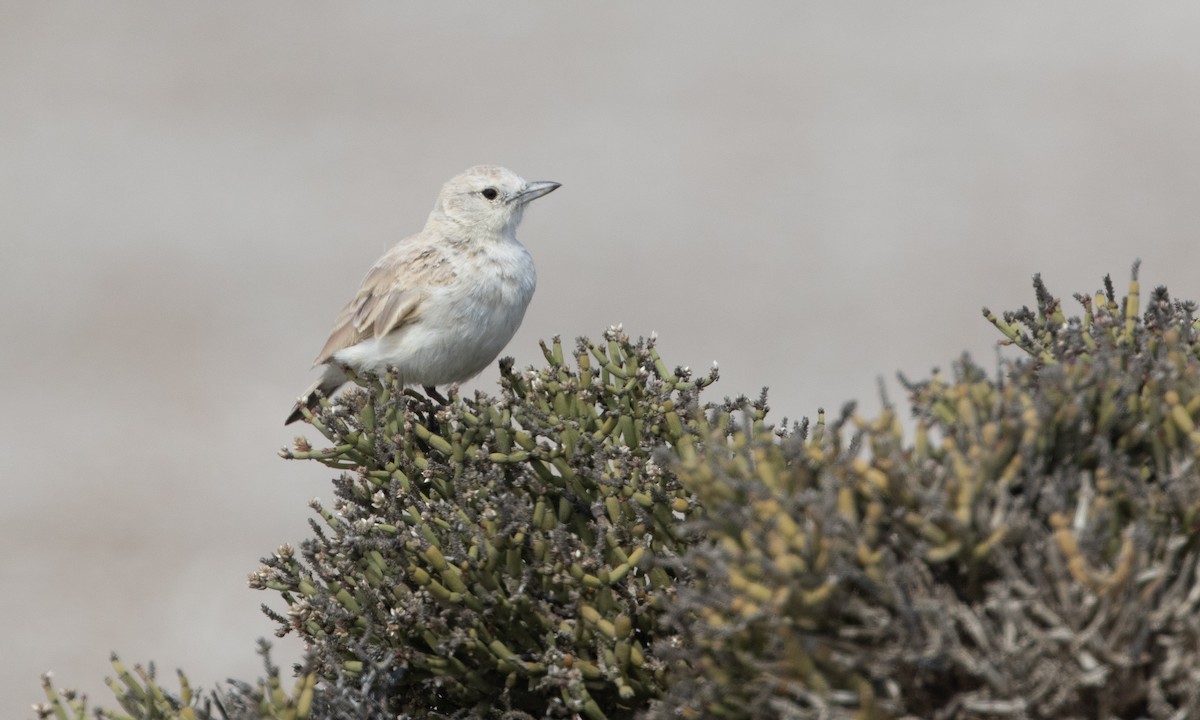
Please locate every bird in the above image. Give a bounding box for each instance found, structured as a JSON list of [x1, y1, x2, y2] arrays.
[[285, 165, 560, 425]]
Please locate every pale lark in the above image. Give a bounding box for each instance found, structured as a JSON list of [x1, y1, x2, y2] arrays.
[[286, 165, 559, 424]]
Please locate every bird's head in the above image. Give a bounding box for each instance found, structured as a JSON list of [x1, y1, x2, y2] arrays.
[[430, 165, 560, 238]]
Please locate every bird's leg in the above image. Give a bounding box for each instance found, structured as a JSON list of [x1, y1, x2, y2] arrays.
[[423, 385, 450, 405]]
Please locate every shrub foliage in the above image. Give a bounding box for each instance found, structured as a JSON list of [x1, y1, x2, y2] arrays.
[[654, 262, 1200, 719], [261, 329, 717, 718], [34, 264, 1200, 719]]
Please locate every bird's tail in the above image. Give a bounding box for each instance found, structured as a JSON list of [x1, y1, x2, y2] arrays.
[[285, 366, 347, 425]]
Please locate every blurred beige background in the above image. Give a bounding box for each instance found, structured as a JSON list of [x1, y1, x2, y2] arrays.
[[4, 2, 1200, 715]]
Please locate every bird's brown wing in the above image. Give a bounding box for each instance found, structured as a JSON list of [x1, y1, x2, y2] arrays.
[[311, 242, 455, 366]]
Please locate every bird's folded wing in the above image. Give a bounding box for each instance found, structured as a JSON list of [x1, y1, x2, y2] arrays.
[[311, 243, 452, 366]]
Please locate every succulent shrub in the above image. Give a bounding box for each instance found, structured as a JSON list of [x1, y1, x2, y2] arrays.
[[653, 262, 1200, 719], [260, 328, 719, 719], [35, 264, 1200, 720]]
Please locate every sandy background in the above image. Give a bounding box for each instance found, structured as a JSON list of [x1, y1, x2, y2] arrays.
[[4, 3, 1200, 715]]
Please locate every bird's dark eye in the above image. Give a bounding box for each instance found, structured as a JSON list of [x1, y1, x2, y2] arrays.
[[481, 188, 499, 200]]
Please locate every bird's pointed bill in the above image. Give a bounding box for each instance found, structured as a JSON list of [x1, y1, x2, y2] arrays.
[[513, 181, 561, 204]]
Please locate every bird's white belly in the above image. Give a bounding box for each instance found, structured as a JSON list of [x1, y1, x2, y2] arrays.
[[333, 250, 535, 386]]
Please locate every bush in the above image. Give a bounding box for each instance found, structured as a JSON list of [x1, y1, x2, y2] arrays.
[[260, 329, 717, 718], [35, 264, 1200, 719], [655, 264, 1200, 719]]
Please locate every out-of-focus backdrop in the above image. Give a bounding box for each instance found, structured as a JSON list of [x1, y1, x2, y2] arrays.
[[4, 3, 1200, 715]]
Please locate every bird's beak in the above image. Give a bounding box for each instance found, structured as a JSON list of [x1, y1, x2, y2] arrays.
[[513, 181, 561, 204]]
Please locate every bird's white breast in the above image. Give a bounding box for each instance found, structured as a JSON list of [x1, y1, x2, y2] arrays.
[[333, 239, 536, 387]]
